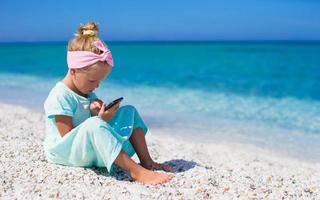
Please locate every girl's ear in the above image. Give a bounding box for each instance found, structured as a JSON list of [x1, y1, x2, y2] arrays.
[[70, 69, 76, 75]]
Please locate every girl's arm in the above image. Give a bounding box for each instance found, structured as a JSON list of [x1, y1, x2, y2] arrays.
[[55, 115, 74, 137]]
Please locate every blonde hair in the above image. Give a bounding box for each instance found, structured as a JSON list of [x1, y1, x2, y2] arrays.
[[68, 22, 109, 71], [68, 22, 108, 54]]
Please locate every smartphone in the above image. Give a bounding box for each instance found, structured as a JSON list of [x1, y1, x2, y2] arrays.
[[105, 97, 124, 110]]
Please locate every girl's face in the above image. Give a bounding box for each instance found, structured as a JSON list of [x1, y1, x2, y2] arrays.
[[71, 61, 111, 95]]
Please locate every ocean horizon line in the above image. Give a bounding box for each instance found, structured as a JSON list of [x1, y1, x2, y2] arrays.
[[1, 39, 320, 45]]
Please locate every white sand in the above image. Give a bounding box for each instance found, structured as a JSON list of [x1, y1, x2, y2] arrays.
[[0, 103, 319, 199]]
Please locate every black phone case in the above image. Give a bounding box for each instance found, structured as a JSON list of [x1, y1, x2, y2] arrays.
[[105, 97, 123, 110]]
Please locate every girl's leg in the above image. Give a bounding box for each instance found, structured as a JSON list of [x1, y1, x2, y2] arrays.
[[129, 128, 173, 172], [114, 149, 173, 185]]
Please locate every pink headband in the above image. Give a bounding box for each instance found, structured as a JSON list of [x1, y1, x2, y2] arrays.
[[67, 40, 114, 69]]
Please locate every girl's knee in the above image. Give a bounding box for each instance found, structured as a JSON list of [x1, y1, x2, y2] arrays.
[[118, 105, 139, 117], [119, 105, 137, 112]]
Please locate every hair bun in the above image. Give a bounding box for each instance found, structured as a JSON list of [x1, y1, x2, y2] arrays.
[[76, 22, 99, 37], [82, 30, 96, 36]]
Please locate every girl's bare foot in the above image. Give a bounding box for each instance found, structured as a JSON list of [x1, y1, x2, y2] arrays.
[[131, 165, 173, 185], [114, 150, 173, 185], [142, 161, 174, 172]]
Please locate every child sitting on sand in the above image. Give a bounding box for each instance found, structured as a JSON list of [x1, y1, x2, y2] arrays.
[[43, 22, 173, 185]]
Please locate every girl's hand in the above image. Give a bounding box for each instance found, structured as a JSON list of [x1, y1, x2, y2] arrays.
[[90, 100, 103, 116], [98, 102, 120, 122]]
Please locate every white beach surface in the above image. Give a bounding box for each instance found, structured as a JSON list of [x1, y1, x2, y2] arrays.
[[0, 103, 319, 199]]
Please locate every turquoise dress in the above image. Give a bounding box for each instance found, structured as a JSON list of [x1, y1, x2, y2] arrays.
[[43, 82, 148, 173]]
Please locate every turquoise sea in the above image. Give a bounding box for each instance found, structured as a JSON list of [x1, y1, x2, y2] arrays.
[[0, 42, 319, 162]]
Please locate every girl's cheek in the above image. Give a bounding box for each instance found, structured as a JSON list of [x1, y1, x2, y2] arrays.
[[77, 81, 86, 90], [87, 82, 95, 89]]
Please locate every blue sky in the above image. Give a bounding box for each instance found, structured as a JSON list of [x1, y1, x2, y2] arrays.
[[1, 0, 320, 41]]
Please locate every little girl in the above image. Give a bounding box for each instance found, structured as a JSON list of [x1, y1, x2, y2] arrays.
[[43, 22, 173, 185]]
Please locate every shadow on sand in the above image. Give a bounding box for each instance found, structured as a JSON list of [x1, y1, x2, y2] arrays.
[[162, 159, 197, 173]]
